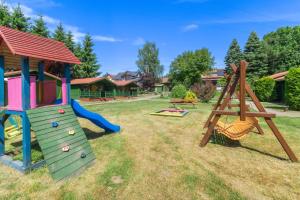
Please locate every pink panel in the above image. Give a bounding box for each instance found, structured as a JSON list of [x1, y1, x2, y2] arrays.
[[62, 78, 67, 105], [43, 80, 57, 105], [7, 77, 22, 111], [30, 76, 37, 109]]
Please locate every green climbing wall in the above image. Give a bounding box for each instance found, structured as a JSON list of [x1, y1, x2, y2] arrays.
[[26, 105, 95, 181]]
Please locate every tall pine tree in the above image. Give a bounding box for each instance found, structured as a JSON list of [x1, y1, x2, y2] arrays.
[[53, 23, 66, 42], [65, 31, 75, 52], [0, 3, 11, 27], [79, 34, 100, 78], [31, 16, 49, 37], [224, 39, 243, 74], [72, 43, 83, 78], [11, 4, 30, 32], [244, 32, 268, 77]]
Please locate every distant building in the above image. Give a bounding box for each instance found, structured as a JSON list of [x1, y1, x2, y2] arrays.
[[154, 77, 171, 94], [269, 71, 288, 102], [202, 69, 225, 85]]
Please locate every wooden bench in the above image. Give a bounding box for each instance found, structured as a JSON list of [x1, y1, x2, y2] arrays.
[[170, 99, 197, 108]]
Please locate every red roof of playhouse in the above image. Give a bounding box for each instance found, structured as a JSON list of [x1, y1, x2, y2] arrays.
[[269, 71, 288, 81], [71, 77, 107, 85], [0, 26, 80, 64]]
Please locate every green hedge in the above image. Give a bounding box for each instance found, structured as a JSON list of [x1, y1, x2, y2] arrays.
[[286, 68, 300, 110], [171, 84, 187, 98], [254, 77, 275, 102]]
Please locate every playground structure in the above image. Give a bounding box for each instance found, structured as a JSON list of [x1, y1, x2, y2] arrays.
[[200, 60, 298, 162], [150, 109, 189, 117], [0, 26, 120, 179]]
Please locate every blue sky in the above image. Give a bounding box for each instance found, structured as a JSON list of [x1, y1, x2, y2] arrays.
[[7, 0, 300, 74]]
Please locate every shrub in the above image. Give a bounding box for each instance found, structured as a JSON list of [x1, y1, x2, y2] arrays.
[[184, 90, 197, 103], [253, 77, 275, 102], [199, 82, 216, 103], [217, 77, 227, 87], [171, 84, 187, 99], [286, 67, 300, 110]]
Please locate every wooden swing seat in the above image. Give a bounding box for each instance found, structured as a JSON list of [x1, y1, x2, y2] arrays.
[[215, 117, 256, 140]]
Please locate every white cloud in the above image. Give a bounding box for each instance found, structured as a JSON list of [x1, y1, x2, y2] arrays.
[[4, 2, 122, 43], [133, 37, 145, 46], [182, 23, 199, 32], [9, 0, 60, 8], [93, 35, 122, 42]]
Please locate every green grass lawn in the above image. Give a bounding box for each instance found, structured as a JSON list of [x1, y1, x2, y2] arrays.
[[0, 98, 299, 200]]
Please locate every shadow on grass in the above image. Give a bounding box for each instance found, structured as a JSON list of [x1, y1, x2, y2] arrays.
[[82, 128, 111, 140], [240, 145, 288, 161]]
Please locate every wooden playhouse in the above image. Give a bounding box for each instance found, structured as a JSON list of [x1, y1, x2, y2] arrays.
[[0, 26, 96, 180]]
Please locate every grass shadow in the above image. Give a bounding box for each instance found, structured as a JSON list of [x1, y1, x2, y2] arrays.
[[82, 128, 111, 140], [240, 144, 288, 161]]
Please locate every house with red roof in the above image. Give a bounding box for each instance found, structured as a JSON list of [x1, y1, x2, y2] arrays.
[[70, 77, 139, 100]]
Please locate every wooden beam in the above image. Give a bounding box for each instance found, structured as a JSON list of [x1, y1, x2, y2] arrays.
[[201, 115, 221, 147], [64, 63, 71, 105], [204, 74, 233, 128], [21, 57, 30, 110], [21, 57, 31, 169], [265, 118, 298, 162], [239, 61, 246, 121], [212, 110, 276, 118], [38, 61, 44, 104]]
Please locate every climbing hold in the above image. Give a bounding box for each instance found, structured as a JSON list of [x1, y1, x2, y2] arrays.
[[62, 146, 70, 152], [52, 122, 59, 128], [58, 109, 65, 114], [69, 130, 75, 135], [81, 152, 86, 158]]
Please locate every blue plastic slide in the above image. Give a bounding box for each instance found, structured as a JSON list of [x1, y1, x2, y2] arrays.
[[55, 99, 120, 133]]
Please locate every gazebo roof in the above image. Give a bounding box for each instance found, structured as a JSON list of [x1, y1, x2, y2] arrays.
[[0, 26, 80, 64]]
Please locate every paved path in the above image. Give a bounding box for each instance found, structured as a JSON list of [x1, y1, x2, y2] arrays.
[[78, 94, 160, 106], [247, 101, 300, 117]]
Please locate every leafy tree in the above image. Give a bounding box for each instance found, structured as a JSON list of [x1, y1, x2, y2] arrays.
[[11, 4, 30, 31], [244, 32, 268, 77], [264, 26, 300, 74], [224, 39, 243, 74], [65, 31, 75, 52], [285, 67, 300, 110], [253, 77, 275, 102], [171, 84, 187, 98], [0, 3, 11, 27], [53, 22, 66, 42], [78, 34, 100, 78], [136, 42, 164, 81], [31, 15, 49, 37], [169, 48, 214, 87], [72, 43, 83, 78]]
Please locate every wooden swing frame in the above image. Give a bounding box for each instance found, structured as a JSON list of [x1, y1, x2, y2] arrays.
[[200, 60, 298, 162]]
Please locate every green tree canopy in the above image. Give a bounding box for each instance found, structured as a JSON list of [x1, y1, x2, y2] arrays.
[[224, 39, 243, 74], [53, 22, 66, 42], [264, 26, 300, 74], [65, 31, 75, 52], [244, 32, 268, 77], [72, 43, 83, 78], [0, 3, 11, 27], [78, 34, 100, 78], [11, 4, 30, 32], [136, 42, 164, 79], [31, 15, 49, 37], [169, 48, 214, 87]]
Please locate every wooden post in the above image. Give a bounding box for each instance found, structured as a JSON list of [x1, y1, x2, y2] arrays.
[[64, 63, 71, 105], [21, 57, 31, 169], [239, 61, 246, 121], [38, 61, 44, 104], [0, 56, 4, 155]]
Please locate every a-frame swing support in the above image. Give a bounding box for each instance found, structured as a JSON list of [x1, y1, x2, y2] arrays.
[[200, 60, 298, 162]]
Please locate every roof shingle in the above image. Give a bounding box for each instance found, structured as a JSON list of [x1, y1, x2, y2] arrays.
[[0, 26, 80, 64]]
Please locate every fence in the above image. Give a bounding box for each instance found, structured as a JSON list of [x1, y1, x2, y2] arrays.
[[78, 90, 138, 99]]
